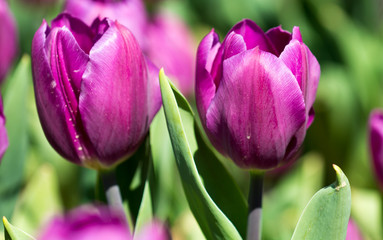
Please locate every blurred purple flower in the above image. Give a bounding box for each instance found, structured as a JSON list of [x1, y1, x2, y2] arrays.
[[134, 220, 170, 240], [196, 19, 320, 170], [39, 205, 169, 240], [31, 13, 161, 169], [368, 109, 383, 189], [145, 11, 195, 96], [64, 0, 148, 46], [39, 206, 131, 240], [0, 0, 18, 83], [0, 98, 8, 161], [346, 219, 364, 240]]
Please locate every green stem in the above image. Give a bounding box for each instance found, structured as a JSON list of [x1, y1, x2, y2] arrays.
[[247, 172, 264, 240], [99, 169, 126, 222]]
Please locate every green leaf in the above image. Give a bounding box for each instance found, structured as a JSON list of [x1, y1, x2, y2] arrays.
[[3, 217, 35, 240], [291, 165, 351, 240], [11, 164, 62, 236], [0, 55, 31, 219], [194, 123, 248, 238], [134, 176, 153, 234], [159, 69, 241, 240]]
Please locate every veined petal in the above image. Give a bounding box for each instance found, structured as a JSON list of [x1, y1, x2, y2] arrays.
[[222, 32, 246, 60], [32, 20, 90, 164], [265, 26, 292, 56], [195, 30, 220, 125], [145, 57, 162, 123], [80, 21, 149, 167], [229, 19, 277, 55], [280, 40, 320, 128], [205, 47, 306, 169]]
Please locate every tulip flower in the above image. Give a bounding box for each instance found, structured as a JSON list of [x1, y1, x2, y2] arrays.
[[0, 0, 18, 83], [368, 109, 383, 189], [39, 205, 169, 240], [145, 11, 195, 96], [0, 98, 8, 161], [346, 219, 364, 240], [64, 0, 148, 47], [196, 19, 320, 170], [31, 13, 161, 169]]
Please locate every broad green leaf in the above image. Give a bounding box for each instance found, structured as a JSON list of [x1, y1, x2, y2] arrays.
[[134, 176, 153, 235], [194, 123, 248, 238], [0, 55, 31, 219], [3, 217, 35, 240], [159, 69, 241, 240], [291, 165, 351, 240], [11, 164, 62, 236]]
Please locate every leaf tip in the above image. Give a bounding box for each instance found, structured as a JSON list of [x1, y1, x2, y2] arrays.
[[332, 164, 348, 190]]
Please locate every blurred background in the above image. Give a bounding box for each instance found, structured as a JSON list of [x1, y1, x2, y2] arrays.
[[0, 0, 382, 239]]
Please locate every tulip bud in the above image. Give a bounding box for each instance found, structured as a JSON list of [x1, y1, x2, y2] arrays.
[[64, 0, 148, 47], [346, 219, 364, 240], [39, 205, 170, 240], [0, 0, 18, 82], [0, 98, 8, 161], [195, 19, 320, 170], [31, 14, 161, 169], [39, 205, 131, 240], [145, 11, 195, 96], [368, 109, 383, 190]]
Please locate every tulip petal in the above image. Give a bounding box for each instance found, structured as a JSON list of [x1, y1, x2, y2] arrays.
[[80, 21, 149, 167], [265, 26, 292, 56], [205, 47, 306, 169], [145, 57, 162, 123], [280, 40, 320, 128], [32, 21, 90, 164], [369, 110, 383, 190], [229, 19, 278, 55], [222, 32, 246, 60], [51, 13, 95, 54], [195, 30, 220, 125], [0, 99, 7, 160]]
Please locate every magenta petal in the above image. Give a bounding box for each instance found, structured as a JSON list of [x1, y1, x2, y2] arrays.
[[369, 110, 383, 190], [195, 30, 220, 125], [205, 48, 306, 169], [0, 98, 7, 160], [280, 40, 320, 129], [51, 14, 95, 54], [222, 32, 246, 60], [145, 57, 162, 123], [292, 26, 303, 42], [80, 22, 149, 167], [229, 19, 277, 55], [32, 20, 90, 164], [265, 26, 292, 56], [0, 0, 18, 82]]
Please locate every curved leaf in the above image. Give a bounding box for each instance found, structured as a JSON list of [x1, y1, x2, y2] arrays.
[[3, 217, 35, 240], [159, 69, 242, 240], [291, 164, 351, 240]]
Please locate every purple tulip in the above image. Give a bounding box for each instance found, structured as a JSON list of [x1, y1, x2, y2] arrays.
[[144, 11, 195, 96], [196, 19, 320, 169], [0, 0, 18, 83], [39, 206, 131, 240], [64, 0, 148, 47], [0, 98, 8, 161], [39, 205, 169, 240], [31, 13, 161, 169], [346, 219, 364, 240], [368, 109, 383, 190]]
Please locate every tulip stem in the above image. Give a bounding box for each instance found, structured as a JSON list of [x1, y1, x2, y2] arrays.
[[247, 172, 264, 240], [100, 169, 126, 222]]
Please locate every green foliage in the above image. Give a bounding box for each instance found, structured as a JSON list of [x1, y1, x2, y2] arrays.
[[0, 56, 31, 220], [291, 165, 351, 240], [3, 218, 35, 240], [159, 69, 241, 240]]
